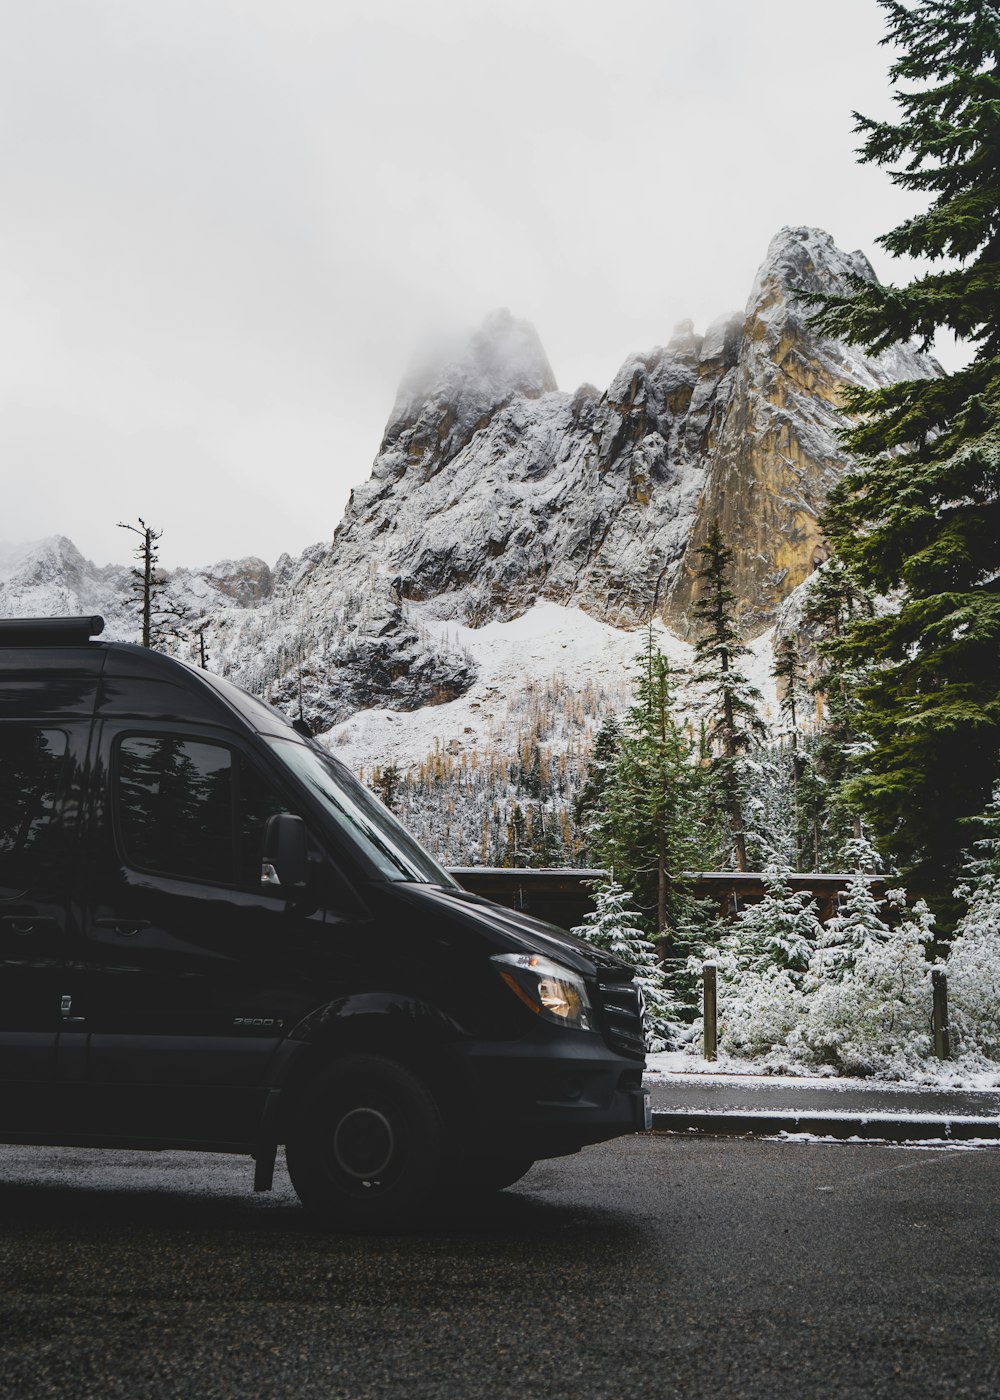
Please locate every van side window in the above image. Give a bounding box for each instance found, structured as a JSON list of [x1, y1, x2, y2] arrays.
[[237, 754, 290, 888], [117, 737, 235, 884], [0, 727, 68, 885], [116, 737, 291, 889]]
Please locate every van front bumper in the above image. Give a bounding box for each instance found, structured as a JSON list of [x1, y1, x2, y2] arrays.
[[444, 1034, 650, 1158]]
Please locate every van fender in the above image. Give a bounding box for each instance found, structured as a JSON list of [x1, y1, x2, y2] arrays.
[[252, 991, 466, 1193], [289, 990, 466, 1054]]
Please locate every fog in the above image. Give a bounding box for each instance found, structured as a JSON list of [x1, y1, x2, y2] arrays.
[[0, 0, 966, 570]]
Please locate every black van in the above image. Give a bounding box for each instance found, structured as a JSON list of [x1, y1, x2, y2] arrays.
[[0, 616, 649, 1227]]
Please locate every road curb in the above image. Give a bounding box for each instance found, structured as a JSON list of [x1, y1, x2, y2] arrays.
[[649, 1109, 1000, 1143]]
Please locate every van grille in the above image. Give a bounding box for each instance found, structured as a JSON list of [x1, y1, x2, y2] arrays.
[[594, 976, 646, 1058]]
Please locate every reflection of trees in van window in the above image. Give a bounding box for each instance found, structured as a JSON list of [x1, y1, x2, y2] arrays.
[[237, 756, 288, 888], [116, 738, 290, 888], [117, 737, 235, 884], [0, 728, 68, 883]]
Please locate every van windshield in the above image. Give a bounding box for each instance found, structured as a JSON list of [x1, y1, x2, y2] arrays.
[[268, 739, 457, 886]]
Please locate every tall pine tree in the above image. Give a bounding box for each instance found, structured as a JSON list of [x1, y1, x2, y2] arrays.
[[808, 0, 1000, 908], [772, 634, 808, 869], [594, 628, 708, 933], [691, 520, 766, 871], [797, 558, 876, 868]]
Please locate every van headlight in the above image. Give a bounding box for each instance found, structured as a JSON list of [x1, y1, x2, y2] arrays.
[[491, 953, 593, 1032]]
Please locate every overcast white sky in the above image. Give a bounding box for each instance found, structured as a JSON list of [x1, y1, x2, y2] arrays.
[[0, 0, 964, 570]]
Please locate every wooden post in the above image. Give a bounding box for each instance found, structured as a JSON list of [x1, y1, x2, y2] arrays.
[[703, 960, 718, 1063], [932, 969, 951, 1060]]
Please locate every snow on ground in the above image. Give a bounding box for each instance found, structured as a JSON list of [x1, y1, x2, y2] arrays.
[[744, 628, 781, 725], [326, 602, 677, 772], [646, 1048, 1000, 1093], [323, 600, 779, 776], [765, 1135, 1000, 1150]]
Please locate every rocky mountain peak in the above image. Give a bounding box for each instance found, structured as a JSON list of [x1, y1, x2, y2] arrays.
[[752, 225, 874, 307], [662, 226, 936, 637], [378, 308, 558, 475], [330, 226, 938, 650]]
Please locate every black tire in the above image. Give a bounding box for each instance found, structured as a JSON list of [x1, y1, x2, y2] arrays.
[[285, 1053, 444, 1230]]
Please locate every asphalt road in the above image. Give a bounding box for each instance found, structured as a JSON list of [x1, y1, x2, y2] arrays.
[[1, 1135, 998, 1400]]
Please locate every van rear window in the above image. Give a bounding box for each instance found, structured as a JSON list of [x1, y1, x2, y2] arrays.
[[0, 727, 68, 880]]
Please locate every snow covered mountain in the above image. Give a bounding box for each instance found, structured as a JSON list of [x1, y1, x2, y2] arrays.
[[1, 225, 937, 757], [328, 225, 936, 640]]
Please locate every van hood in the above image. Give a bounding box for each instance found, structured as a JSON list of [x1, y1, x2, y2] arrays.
[[392, 882, 634, 979]]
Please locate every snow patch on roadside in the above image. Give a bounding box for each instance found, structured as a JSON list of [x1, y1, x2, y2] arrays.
[[645, 1048, 1000, 1094]]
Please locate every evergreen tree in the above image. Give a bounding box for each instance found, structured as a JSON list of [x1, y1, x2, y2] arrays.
[[595, 628, 708, 933], [574, 713, 623, 863], [771, 635, 808, 868], [372, 763, 402, 812], [718, 864, 821, 983], [943, 783, 1000, 1058], [797, 560, 877, 866], [813, 837, 894, 980], [504, 803, 528, 869], [807, 0, 1000, 906], [571, 877, 677, 1050], [740, 747, 799, 870], [690, 520, 767, 870], [526, 804, 566, 867], [772, 634, 806, 741], [117, 518, 190, 649]]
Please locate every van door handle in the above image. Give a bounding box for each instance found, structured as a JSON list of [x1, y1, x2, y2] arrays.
[[94, 918, 152, 937], [1, 915, 59, 937]]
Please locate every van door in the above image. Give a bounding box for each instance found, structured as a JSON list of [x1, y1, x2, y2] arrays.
[[76, 724, 359, 1148], [0, 724, 78, 1130]]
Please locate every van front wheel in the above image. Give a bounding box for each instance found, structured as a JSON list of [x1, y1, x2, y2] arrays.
[[286, 1054, 443, 1230]]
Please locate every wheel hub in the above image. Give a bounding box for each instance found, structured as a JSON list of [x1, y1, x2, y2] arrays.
[[332, 1106, 395, 1181]]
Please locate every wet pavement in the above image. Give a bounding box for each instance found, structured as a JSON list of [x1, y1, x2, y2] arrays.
[[3, 1135, 1000, 1399]]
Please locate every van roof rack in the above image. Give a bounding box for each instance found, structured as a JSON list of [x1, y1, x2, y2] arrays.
[[0, 616, 106, 646]]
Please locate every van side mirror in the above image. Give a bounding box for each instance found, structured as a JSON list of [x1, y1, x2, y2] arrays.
[[261, 813, 308, 891]]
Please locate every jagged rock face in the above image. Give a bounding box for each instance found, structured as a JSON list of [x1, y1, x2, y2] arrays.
[[330, 227, 936, 640], [0, 537, 475, 731], [379, 308, 558, 474], [0, 538, 136, 635], [170, 558, 274, 610], [0, 536, 275, 650], [663, 228, 937, 636], [334, 313, 737, 631]]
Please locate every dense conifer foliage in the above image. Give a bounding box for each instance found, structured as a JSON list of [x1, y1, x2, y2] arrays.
[[809, 0, 1000, 903], [586, 630, 708, 933], [571, 878, 678, 1050], [691, 521, 767, 871]]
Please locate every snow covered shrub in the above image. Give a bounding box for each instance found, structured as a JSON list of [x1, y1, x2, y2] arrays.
[[571, 877, 678, 1051], [947, 883, 1000, 1060], [722, 864, 820, 978], [710, 957, 808, 1062], [791, 886, 937, 1077], [945, 786, 1000, 1061], [695, 852, 941, 1076], [698, 865, 819, 1059]]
